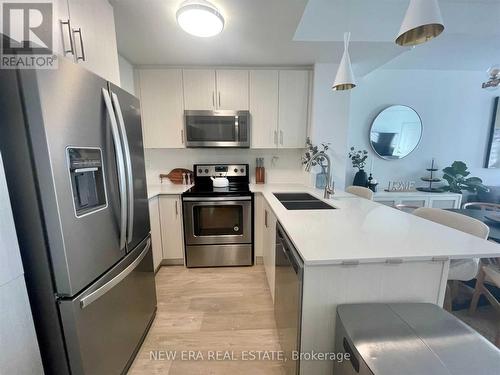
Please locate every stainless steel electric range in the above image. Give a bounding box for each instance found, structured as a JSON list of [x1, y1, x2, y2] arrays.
[[182, 164, 253, 267]]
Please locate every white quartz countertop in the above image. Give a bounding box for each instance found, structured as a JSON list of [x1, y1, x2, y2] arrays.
[[254, 184, 500, 266], [146, 182, 500, 265], [147, 184, 192, 199]]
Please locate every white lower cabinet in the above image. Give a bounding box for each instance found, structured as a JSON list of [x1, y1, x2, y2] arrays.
[[148, 195, 185, 268], [148, 197, 162, 271], [263, 202, 277, 302], [255, 194, 277, 301], [374, 192, 462, 209], [159, 196, 185, 263]]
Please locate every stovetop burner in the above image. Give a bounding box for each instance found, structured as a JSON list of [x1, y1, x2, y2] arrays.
[[182, 163, 251, 197], [183, 183, 250, 196]]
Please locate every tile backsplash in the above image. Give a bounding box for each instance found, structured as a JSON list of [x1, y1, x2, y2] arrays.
[[145, 148, 312, 186]]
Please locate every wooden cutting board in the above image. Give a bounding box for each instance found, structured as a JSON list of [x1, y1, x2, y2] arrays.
[[160, 168, 193, 184]]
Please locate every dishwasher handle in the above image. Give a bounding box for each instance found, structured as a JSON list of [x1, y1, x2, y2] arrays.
[[277, 224, 303, 275]]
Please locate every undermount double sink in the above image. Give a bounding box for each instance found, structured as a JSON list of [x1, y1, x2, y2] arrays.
[[273, 193, 336, 210]]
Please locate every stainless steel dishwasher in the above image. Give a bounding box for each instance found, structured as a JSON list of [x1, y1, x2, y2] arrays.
[[275, 223, 303, 375]]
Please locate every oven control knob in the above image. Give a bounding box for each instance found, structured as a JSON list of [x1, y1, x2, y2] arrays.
[[240, 168, 244, 173], [198, 168, 202, 173], [234, 168, 238, 173], [204, 169, 209, 173], [233, 226, 239, 232]]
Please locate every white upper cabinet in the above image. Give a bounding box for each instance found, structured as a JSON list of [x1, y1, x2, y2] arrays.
[[250, 70, 279, 148], [183, 69, 217, 110], [65, 0, 120, 84], [53, 0, 73, 59], [141, 67, 310, 149], [138, 69, 185, 149], [278, 70, 310, 148], [216, 70, 249, 110], [183, 69, 249, 110]]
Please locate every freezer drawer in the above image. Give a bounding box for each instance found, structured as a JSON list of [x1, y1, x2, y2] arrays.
[[59, 236, 156, 375]]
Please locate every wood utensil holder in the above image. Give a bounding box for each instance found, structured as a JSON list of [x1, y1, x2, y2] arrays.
[[255, 167, 265, 184]]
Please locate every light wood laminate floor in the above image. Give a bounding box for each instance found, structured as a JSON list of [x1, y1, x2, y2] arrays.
[[128, 265, 285, 374]]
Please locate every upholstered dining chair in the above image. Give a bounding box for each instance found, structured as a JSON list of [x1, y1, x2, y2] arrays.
[[469, 258, 500, 347], [345, 186, 374, 200], [463, 202, 500, 211], [394, 204, 420, 213], [413, 207, 490, 311]]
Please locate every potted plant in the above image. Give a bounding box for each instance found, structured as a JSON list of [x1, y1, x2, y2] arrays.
[[302, 138, 330, 189], [442, 161, 489, 194], [348, 147, 369, 187]]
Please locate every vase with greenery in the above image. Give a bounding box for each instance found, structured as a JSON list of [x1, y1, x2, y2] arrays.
[[348, 147, 369, 187], [442, 161, 489, 194], [302, 138, 330, 189]]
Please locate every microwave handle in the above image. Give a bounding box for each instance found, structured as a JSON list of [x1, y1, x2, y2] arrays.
[[235, 116, 239, 142]]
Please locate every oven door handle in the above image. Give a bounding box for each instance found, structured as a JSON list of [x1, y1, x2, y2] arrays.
[[183, 196, 251, 202]]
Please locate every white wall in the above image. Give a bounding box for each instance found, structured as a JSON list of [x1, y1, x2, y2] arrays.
[[145, 148, 310, 187], [118, 55, 136, 95], [0, 153, 44, 374], [348, 68, 500, 189], [309, 63, 351, 189]]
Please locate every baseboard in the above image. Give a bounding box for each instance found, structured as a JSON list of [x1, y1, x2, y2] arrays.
[[160, 258, 184, 266], [255, 256, 264, 265]]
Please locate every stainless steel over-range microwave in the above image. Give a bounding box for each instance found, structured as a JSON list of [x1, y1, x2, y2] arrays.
[[184, 110, 250, 148]]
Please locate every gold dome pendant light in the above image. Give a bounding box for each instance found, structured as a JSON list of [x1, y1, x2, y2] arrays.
[[332, 32, 356, 91], [396, 0, 444, 46]]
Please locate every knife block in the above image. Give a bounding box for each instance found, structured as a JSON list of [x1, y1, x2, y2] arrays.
[[255, 167, 265, 184]]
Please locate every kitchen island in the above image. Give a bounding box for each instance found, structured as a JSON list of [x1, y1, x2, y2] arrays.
[[252, 184, 500, 375]]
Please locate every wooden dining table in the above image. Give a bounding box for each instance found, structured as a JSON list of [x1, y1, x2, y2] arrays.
[[446, 209, 500, 243]]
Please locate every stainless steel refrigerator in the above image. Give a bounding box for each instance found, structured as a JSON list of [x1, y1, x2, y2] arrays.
[[0, 57, 156, 374]]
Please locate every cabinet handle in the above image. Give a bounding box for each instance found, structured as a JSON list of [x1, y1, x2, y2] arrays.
[[175, 200, 178, 216], [60, 20, 74, 55], [72, 28, 86, 61], [280, 130, 283, 145], [274, 130, 278, 145], [218, 92, 221, 108], [264, 209, 268, 228], [212, 91, 215, 108], [181, 129, 184, 144]]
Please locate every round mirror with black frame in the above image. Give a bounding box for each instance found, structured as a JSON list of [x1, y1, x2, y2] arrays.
[[369, 105, 423, 160]]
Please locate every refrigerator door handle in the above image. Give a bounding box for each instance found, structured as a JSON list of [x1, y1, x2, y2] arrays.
[[111, 91, 134, 245], [102, 88, 127, 250], [79, 238, 151, 309]]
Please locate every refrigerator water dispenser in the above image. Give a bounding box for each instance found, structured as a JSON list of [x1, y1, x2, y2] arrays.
[[67, 147, 107, 217]]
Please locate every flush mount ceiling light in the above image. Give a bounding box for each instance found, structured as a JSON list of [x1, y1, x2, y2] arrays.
[[482, 65, 500, 90], [332, 32, 356, 91], [396, 0, 444, 47], [176, 0, 224, 37]]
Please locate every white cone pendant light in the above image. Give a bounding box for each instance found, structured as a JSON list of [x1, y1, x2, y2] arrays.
[[396, 0, 444, 46], [332, 32, 356, 91]]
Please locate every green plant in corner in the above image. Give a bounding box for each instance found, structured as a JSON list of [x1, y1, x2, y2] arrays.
[[348, 147, 368, 171], [302, 137, 330, 171], [442, 161, 489, 194]]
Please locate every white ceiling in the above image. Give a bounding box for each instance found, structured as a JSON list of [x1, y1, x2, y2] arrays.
[[111, 0, 326, 66], [295, 0, 500, 71], [112, 0, 500, 73]]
